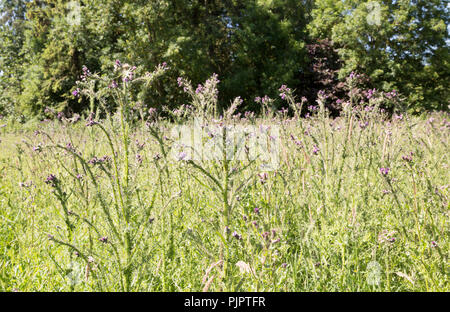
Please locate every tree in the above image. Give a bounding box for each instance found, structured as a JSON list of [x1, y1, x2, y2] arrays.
[[308, 0, 449, 112], [0, 0, 28, 116]]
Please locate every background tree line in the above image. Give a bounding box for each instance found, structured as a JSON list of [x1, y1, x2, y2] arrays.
[[0, 0, 448, 120]]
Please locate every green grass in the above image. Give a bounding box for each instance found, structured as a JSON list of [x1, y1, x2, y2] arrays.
[[0, 110, 448, 292]]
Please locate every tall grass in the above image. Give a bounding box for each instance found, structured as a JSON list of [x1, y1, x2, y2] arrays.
[[0, 66, 448, 292]]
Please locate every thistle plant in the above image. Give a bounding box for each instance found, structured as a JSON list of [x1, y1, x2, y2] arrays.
[[27, 61, 168, 291], [174, 75, 279, 289]]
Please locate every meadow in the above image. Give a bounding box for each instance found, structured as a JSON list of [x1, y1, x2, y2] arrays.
[[0, 66, 448, 292]]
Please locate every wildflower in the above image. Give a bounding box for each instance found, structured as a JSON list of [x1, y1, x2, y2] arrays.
[[290, 134, 302, 146], [257, 172, 268, 184], [136, 154, 143, 164], [402, 152, 413, 162], [19, 181, 32, 188], [378, 230, 396, 244], [244, 111, 254, 119], [279, 85, 291, 100], [99, 237, 108, 244], [99, 155, 111, 163], [72, 89, 80, 97], [262, 232, 270, 240], [281, 263, 288, 268], [45, 174, 58, 187], [153, 153, 161, 161], [114, 60, 121, 71], [195, 84, 203, 94], [88, 155, 110, 165], [252, 221, 258, 228], [66, 142, 76, 153], [254, 207, 261, 214], [359, 121, 369, 129], [232, 231, 242, 240], [135, 140, 145, 151], [312, 145, 319, 155], [366, 88, 376, 99], [279, 107, 288, 114], [431, 241, 438, 248], [33, 143, 43, 152], [177, 151, 187, 161], [109, 80, 118, 89], [76, 174, 83, 180], [85, 112, 97, 127], [379, 167, 390, 175], [148, 107, 157, 119], [70, 114, 81, 123]]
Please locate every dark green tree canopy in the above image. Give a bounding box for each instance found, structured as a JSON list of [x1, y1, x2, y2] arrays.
[[0, 0, 448, 119]]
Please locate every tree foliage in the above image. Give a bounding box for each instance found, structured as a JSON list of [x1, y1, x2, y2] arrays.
[[0, 0, 448, 118]]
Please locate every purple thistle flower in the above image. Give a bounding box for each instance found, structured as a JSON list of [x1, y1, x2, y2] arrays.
[[402, 152, 413, 162], [254, 207, 261, 214], [177, 151, 187, 161], [431, 241, 438, 248], [33, 143, 43, 152], [136, 154, 143, 164], [257, 172, 268, 183], [232, 231, 242, 240], [312, 145, 319, 155], [88, 156, 98, 165], [109, 80, 118, 89], [85, 112, 97, 127], [99, 237, 108, 244], [72, 89, 80, 97], [379, 167, 390, 175], [45, 174, 58, 187], [359, 121, 369, 129], [135, 140, 145, 151], [114, 60, 121, 71], [195, 84, 203, 94]]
